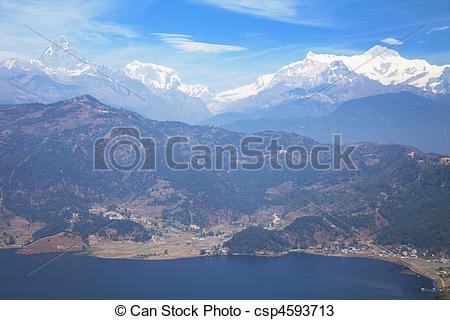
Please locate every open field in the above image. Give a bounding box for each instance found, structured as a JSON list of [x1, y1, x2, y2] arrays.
[[87, 225, 236, 260], [0, 211, 44, 248], [17, 232, 86, 254]]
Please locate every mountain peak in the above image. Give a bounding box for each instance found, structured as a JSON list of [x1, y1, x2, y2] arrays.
[[56, 35, 70, 50], [37, 35, 89, 73], [302, 51, 340, 64], [123, 60, 183, 91], [306, 51, 316, 59], [363, 45, 400, 58], [41, 35, 71, 57], [125, 59, 178, 75], [70, 94, 102, 104]]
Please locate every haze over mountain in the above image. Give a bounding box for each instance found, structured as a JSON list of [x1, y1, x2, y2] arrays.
[[212, 92, 450, 155]]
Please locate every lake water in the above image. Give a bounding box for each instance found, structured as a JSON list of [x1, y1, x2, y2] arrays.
[[0, 249, 434, 299]]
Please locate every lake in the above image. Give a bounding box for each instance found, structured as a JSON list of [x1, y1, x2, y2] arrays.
[[0, 249, 434, 299]]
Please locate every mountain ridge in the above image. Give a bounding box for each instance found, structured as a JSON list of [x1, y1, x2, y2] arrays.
[[0, 36, 211, 123], [2, 39, 450, 126], [1, 96, 450, 254], [209, 45, 450, 115], [216, 92, 450, 155]]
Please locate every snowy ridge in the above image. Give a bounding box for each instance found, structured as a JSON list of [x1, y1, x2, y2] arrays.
[[123, 60, 182, 91], [2, 39, 449, 121], [178, 83, 214, 100], [0, 36, 211, 123], [214, 73, 274, 103], [123, 60, 214, 99], [1, 36, 210, 98], [210, 45, 450, 114]]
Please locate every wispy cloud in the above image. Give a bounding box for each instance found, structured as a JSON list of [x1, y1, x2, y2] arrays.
[[381, 37, 403, 45], [192, 0, 328, 26], [427, 25, 449, 34], [0, 0, 138, 59], [194, 0, 296, 21], [153, 33, 246, 53]]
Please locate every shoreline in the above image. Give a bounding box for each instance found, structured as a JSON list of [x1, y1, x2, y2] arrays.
[[222, 248, 448, 294], [0, 247, 438, 300], [292, 249, 449, 295], [3, 243, 448, 297]]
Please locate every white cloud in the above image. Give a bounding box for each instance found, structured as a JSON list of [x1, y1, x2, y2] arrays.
[[195, 0, 296, 20], [427, 25, 449, 34], [0, 0, 138, 59], [381, 37, 403, 46], [192, 0, 328, 26], [153, 33, 246, 53]]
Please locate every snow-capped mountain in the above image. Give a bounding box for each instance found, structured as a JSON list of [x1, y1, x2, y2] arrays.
[[308, 46, 449, 91], [209, 45, 450, 115], [123, 60, 214, 100], [2, 40, 449, 122], [0, 36, 211, 123], [123, 60, 183, 91], [179, 83, 214, 101], [3, 36, 98, 78]]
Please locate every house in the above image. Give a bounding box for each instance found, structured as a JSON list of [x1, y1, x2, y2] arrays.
[[439, 157, 450, 165], [105, 211, 125, 220]]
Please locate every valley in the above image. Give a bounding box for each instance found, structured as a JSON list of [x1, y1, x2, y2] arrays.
[[1, 96, 450, 299]]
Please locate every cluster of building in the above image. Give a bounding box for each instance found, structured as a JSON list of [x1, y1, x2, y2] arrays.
[[88, 206, 127, 220], [308, 242, 450, 267], [309, 241, 372, 254], [200, 244, 228, 256], [378, 245, 450, 264]]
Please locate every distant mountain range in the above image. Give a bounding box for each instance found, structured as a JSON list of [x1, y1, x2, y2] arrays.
[[205, 92, 450, 155], [204, 48, 450, 153], [0, 36, 211, 123], [208, 45, 450, 115], [2, 38, 450, 125]]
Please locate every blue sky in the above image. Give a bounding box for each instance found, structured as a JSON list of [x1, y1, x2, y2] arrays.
[[1, 0, 449, 90]]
